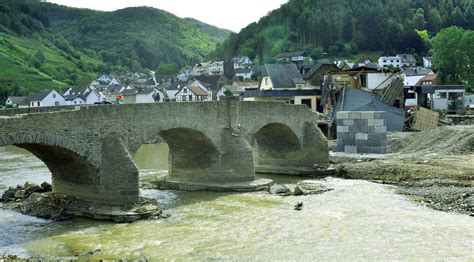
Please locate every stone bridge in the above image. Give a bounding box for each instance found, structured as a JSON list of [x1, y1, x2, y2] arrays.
[[0, 100, 328, 206]]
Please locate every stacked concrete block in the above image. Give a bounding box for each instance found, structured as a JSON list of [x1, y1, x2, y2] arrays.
[[334, 111, 387, 154]]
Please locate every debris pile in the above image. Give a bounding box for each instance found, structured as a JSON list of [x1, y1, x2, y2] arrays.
[[388, 125, 474, 155]]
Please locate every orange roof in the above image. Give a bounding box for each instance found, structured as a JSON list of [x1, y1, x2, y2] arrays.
[[187, 85, 208, 96]]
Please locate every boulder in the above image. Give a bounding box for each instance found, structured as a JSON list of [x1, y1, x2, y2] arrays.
[[14, 190, 26, 199], [40, 182, 52, 192], [24, 182, 41, 194], [270, 184, 291, 195], [1, 187, 16, 202], [293, 186, 306, 196], [296, 181, 331, 195]]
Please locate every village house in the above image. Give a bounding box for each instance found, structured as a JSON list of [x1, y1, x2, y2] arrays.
[[378, 54, 417, 68], [423, 57, 433, 68], [175, 81, 211, 102], [195, 75, 234, 100], [242, 63, 321, 112], [26, 89, 65, 108], [302, 59, 339, 87], [208, 61, 225, 75], [122, 86, 162, 103], [158, 81, 188, 102], [63, 85, 100, 105], [235, 68, 253, 81], [232, 56, 253, 69], [96, 74, 121, 85], [5, 96, 26, 108], [378, 56, 401, 68]]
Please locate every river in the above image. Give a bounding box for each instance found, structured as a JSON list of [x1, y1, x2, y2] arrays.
[[0, 145, 473, 260]]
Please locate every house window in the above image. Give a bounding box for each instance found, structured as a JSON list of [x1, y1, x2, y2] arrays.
[[31, 102, 34, 106], [189, 95, 192, 101], [265, 78, 268, 86], [183, 89, 187, 93], [301, 99, 312, 109], [55, 101, 59, 106], [439, 92, 447, 99], [37, 102, 40, 106], [182, 95, 186, 101], [52, 94, 56, 98]]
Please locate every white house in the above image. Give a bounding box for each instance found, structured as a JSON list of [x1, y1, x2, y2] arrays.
[[96, 74, 120, 85], [63, 85, 100, 105], [379, 54, 417, 68], [232, 56, 253, 69], [5, 96, 25, 108], [378, 56, 401, 68], [175, 81, 211, 102], [27, 90, 65, 107], [235, 68, 253, 80], [423, 57, 433, 68], [208, 61, 224, 75]]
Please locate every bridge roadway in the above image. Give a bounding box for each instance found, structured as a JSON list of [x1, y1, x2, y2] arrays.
[[0, 100, 328, 206]]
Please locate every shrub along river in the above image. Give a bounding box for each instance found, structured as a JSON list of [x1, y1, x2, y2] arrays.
[[0, 145, 473, 260]]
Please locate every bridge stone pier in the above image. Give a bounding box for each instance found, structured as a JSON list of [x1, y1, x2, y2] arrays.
[[0, 100, 329, 210]]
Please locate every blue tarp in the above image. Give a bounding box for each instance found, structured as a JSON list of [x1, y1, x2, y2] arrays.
[[332, 88, 405, 131]]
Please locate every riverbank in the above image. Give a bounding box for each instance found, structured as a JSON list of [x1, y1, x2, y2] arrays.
[[332, 126, 474, 216]]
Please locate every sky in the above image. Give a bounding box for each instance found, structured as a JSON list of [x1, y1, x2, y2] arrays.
[[45, 0, 289, 32]]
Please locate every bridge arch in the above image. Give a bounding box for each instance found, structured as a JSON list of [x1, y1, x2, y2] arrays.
[[0, 133, 100, 196], [133, 127, 220, 182], [253, 123, 301, 158]]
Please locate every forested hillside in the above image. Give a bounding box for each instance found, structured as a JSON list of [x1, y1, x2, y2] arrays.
[[0, 0, 230, 100], [37, 4, 220, 70], [214, 0, 474, 62], [0, 0, 104, 99], [184, 18, 231, 43]]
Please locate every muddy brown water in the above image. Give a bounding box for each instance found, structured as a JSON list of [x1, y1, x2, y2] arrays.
[[0, 145, 473, 260]]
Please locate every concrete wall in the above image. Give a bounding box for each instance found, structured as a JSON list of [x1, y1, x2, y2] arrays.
[[0, 101, 329, 204], [335, 111, 387, 154]]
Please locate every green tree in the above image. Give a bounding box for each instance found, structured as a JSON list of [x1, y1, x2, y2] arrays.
[[432, 27, 474, 88]]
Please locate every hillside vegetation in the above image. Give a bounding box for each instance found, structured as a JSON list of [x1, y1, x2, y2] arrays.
[[214, 0, 474, 62], [36, 3, 223, 70], [0, 0, 230, 100], [0, 0, 104, 99], [184, 18, 231, 43]]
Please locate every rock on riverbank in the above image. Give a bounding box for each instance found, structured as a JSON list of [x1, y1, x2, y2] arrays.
[[1, 181, 162, 222]]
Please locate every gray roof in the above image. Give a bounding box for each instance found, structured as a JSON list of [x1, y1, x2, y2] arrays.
[[28, 89, 54, 102], [160, 81, 188, 91], [262, 64, 304, 88], [397, 54, 417, 64], [7, 96, 25, 104], [303, 59, 337, 79], [63, 85, 90, 101], [122, 86, 156, 96]]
